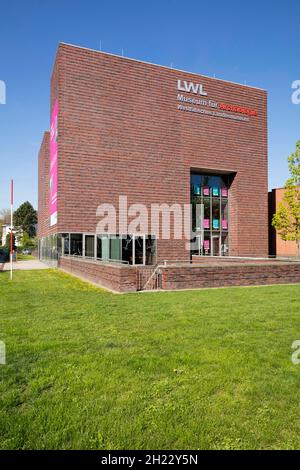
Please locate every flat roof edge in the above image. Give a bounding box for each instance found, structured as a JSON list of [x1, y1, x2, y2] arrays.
[[58, 42, 267, 92]]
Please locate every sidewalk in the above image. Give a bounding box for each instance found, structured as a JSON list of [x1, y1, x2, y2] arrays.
[[2, 260, 48, 271]]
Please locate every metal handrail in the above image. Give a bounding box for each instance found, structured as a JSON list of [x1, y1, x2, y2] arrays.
[[141, 264, 162, 290], [162, 256, 300, 265], [61, 254, 129, 265]]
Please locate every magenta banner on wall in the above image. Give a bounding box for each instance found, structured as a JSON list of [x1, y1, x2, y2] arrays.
[[203, 187, 210, 196], [50, 99, 58, 226]]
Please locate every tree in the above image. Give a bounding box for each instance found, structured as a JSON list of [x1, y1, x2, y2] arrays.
[[0, 209, 10, 245], [0, 208, 11, 244], [20, 231, 37, 249], [13, 201, 37, 238], [0, 208, 10, 224], [21, 231, 30, 248], [272, 141, 300, 258], [5, 232, 16, 251]]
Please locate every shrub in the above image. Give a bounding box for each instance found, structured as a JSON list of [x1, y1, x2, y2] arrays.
[[0, 247, 9, 262]]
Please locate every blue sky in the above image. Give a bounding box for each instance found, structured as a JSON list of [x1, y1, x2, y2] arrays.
[[0, 0, 299, 209]]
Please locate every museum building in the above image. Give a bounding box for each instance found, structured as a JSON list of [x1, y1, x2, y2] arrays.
[[37, 42, 291, 292]]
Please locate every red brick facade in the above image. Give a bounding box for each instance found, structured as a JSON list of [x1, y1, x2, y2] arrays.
[[38, 42, 268, 260], [269, 188, 299, 258], [38, 132, 52, 238]]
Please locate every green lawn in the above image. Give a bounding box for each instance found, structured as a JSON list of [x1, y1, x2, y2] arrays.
[[16, 254, 36, 261], [1, 269, 300, 450]]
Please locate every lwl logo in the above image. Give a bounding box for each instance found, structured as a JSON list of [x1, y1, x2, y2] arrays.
[[0, 80, 6, 104], [177, 79, 207, 96]]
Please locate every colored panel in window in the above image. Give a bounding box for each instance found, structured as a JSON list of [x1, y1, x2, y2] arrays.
[[203, 219, 210, 229], [212, 187, 219, 196], [213, 219, 219, 229], [194, 185, 201, 195], [203, 239, 210, 251], [221, 187, 228, 197]]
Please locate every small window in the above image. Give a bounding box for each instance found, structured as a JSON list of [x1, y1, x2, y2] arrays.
[[62, 234, 70, 255], [85, 235, 95, 258], [122, 235, 133, 264], [110, 236, 121, 261], [145, 236, 156, 265], [70, 234, 83, 256], [96, 235, 102, 259]]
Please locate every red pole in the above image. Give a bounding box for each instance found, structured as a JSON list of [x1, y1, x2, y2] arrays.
[[10, 179, 13, 280], [11, 179, 13, 205]]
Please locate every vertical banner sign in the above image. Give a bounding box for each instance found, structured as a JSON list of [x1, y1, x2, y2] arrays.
[[50, 99, 58, 226]]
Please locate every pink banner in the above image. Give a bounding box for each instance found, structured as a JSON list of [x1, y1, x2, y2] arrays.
[[221, 187, 228, 197], [203, 187, 210, 196], [204, 240, 210, 251], [50, 99, 58, 226], [222, 219, 228, 230], [203, 219, 210, 229]]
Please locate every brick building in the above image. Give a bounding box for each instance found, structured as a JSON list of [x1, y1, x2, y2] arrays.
[[269, 187, 299, 258], [38, 42, 269, 277]]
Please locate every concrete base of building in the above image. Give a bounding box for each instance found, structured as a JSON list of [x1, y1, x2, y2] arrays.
[[58, 255, 300, 293]]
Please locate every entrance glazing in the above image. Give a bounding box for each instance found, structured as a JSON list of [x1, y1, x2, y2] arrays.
[[191, 172, 229, 256]]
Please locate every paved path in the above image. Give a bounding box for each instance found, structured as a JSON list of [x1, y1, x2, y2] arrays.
[[2, 260, 48, 271]]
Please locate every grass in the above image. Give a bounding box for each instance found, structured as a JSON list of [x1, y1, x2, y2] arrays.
[[1, 269, 300, 450], [16, 254, 35, 261]]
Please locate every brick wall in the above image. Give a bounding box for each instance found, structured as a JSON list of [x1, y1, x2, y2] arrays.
[[58, 256, 300, 293], [162, 263, 300, 290], [59, 256, 138, 292], [38, 132, 53, 238], [192, 256, 287, 264], [269, 188, 299, 258], [39, 43, 268, 260]]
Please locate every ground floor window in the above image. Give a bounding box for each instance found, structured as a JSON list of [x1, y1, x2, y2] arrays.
[[70, 234, 83, 256], [85, 235, 95, 258], [97, 234, 156, 265], [191, 172, 229, 256], [38, 234, 58, 266], [40, 233, 156, 266]]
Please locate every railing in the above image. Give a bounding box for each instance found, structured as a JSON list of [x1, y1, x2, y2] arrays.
[[161, 255, 300, 266], [61, 254, 129, 265], [137, 265, 162, 291]]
